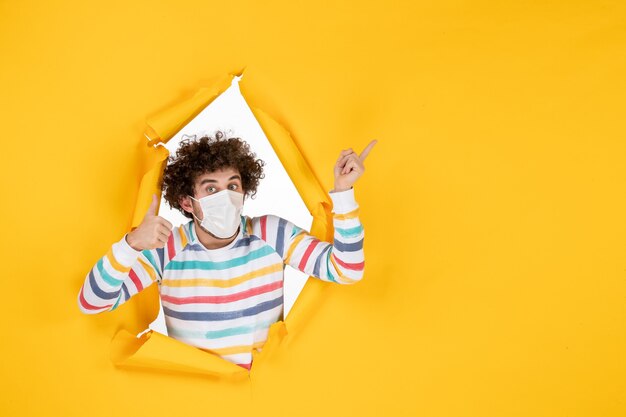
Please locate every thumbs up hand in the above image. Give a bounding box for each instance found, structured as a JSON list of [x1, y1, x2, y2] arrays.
[[125, 194, 173, 251]]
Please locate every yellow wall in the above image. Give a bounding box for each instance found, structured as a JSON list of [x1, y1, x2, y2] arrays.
[[1, 1, 625, 416]]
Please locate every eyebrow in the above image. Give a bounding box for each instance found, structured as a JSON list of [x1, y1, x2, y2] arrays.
[[199, 175, 241, 185]]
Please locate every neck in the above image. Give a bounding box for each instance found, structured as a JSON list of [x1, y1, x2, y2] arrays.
[[193, 219, 240, 250]]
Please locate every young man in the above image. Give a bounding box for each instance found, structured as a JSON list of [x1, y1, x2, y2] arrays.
[[78, 132, 376, 370]]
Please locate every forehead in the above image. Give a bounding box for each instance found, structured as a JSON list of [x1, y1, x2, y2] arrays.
[[194, 167, 241, 187]]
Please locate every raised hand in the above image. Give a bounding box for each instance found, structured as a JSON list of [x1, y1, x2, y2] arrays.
[[125, 194, 173, 251], [333, 139, 378, 192]]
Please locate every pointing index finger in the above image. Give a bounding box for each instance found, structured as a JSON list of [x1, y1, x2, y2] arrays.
[[359, 139, 378, 161]]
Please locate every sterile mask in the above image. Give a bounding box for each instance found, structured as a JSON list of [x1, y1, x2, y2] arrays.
[[189, 189, 244, 238]]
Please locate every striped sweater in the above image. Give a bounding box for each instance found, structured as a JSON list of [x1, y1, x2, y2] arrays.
[[77, 187, 365, 370]]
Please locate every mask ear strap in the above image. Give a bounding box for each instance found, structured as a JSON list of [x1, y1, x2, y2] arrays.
[[187, 195, 200, 221]]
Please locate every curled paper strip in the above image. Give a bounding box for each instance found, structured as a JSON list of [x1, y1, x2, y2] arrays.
[[110, 329, 249, 379], [112, 70, 333, 377]]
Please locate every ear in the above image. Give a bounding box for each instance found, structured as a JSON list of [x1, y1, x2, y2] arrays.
[[179, 196, 194, 214]]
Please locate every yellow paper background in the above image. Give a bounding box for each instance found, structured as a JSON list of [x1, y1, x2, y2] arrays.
[[1, 1, 626, 416]]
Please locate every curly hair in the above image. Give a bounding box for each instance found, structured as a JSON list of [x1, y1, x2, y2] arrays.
[[161, 130, 265, 219]]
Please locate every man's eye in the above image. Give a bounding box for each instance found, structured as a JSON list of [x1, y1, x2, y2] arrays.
[[229, 184, 239, 190], [208, 187, 216, 193]]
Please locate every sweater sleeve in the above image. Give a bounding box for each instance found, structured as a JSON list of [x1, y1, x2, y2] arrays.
[[250, 187, 365, 284], [77, 232, 168, 314]]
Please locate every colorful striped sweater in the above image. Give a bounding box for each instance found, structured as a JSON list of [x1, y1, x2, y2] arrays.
[[77, 187, 365, 370]]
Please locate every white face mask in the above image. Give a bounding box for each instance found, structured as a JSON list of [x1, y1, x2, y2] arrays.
[[189, 189, 244, 239]]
